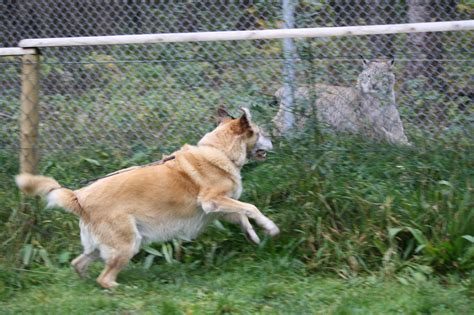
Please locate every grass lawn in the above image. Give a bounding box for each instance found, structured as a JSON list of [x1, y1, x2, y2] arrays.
[[1, 129, 472, 314], [1, 258, 472, 315]]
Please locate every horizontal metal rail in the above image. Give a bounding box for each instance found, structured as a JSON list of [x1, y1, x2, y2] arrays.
[[0, 47, 37, 56], [19, 20, 474, 48]]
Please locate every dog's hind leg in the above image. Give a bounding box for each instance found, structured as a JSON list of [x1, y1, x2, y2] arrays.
[[96, 247, 134, 289], [95, 216, 142, 289], [72, 220, 99, 278], [71, 250, 99, 278]]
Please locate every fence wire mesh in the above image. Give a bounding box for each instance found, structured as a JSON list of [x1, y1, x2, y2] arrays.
[[0, 57, 21, 149], [0, 1, 473, 175]]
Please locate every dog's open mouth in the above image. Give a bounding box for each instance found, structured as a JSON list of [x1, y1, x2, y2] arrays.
[[254, 149, 267, 161]]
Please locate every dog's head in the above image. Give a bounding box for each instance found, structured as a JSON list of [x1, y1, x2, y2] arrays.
[[198, 107, 273, 166]]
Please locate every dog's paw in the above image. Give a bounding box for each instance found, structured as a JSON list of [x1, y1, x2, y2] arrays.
[[73, 266, 89, 279], [245, 228, 261, 245], [264, 225, 280, 237], [260, 218, 280, 237], [98, 279, 119, 289]]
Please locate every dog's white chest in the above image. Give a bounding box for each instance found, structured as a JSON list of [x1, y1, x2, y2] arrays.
[[232, 182, 243, 199]]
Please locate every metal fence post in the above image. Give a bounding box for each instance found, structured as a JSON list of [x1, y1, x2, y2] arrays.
[[281, 0, 297, 134], [20, 51, 40, 174]]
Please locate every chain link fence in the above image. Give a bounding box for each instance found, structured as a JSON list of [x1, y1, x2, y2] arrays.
[[1, 1, 473, 174]]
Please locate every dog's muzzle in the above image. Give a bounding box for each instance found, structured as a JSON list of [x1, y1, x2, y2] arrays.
[[254, 149, 267, 161], [251, 133, 273, 161]]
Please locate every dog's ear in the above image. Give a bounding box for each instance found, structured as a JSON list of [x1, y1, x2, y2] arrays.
[[217, 106, 232, 123], [239, 107, 252, 130], [232, 107, 252, 134]]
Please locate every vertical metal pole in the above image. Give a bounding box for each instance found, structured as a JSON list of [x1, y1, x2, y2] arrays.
[[281, 0, 297, 134], [20, 51, 40, 174]]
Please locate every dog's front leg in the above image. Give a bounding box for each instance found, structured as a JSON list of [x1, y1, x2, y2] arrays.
[[202, 197, 279, 237], [221, 213, 261, 244]]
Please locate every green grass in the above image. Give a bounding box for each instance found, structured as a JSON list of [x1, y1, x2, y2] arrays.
[[1, 131, 473, 270], [1, 259, 473, 314], [0, 128, 472, 313]]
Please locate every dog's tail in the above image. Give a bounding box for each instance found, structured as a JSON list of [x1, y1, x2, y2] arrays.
[[15, 173, 82, 216]]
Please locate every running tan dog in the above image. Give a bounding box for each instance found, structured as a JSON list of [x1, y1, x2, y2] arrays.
[[16, 107, 278, 289]]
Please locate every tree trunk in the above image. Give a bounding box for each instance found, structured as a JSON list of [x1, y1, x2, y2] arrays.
[[406, 0, 443, 82]]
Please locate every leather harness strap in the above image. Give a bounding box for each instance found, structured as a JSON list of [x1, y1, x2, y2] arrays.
[[79, 155, 176, 186]]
